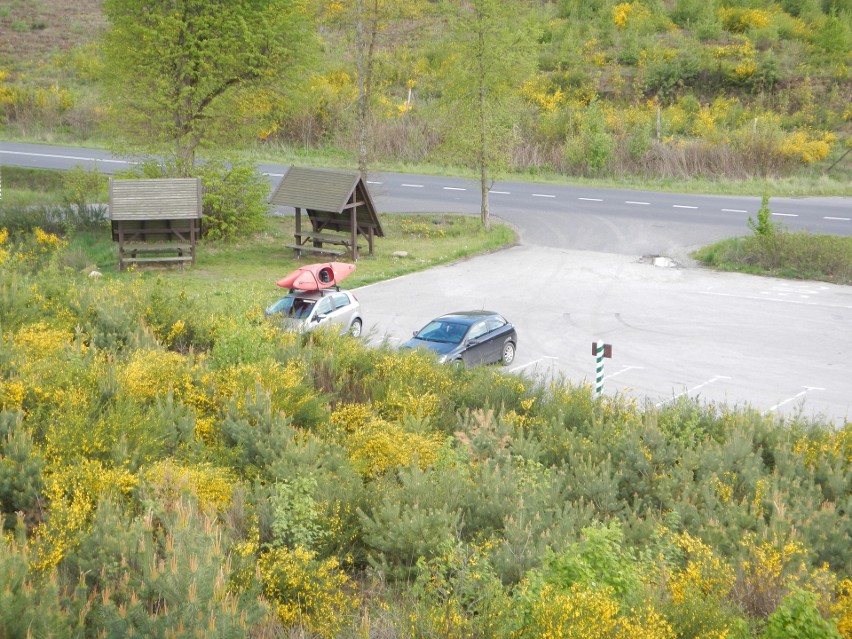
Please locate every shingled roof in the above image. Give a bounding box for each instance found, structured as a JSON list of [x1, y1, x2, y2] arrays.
[[269, 166, 383, 236]]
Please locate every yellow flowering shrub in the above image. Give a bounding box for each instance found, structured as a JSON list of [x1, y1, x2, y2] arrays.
[[10, 321, 76, 361], [33, 227, 67, 251], [669, 533, 735, 605], [258, 545, 358, 639], [344, 417, 443, 479], [521, 77, 565, 113], [521, 582, 673, 639], [779, 130, 836, 164], [719, 7, 771, 32], [143, 458, 235, 513], [734, 533, 809, 616], [32, 459, 136, 573], [834, 579, 852, 639], [0, 227, 9, 264], [211, 359, 312, 416], [371, 350, 453, 421], [118, 348, 196, 403]]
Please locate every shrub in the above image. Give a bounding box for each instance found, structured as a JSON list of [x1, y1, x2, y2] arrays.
[[258, 544, 358, 638], [761, 588, 842, 639]]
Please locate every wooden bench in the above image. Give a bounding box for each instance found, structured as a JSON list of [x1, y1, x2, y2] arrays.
[[285, 244, 346, 257], [289, 231, 363, 258], [118, 238, 195, 270]]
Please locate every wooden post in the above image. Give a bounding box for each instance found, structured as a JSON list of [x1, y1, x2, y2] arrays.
[[350, 193, 358, 260]]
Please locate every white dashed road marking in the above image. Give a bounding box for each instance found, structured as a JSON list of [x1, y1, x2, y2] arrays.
[[401, 183, 424, 188], [773, 213, 798, 217], [825, 216, 851, 221], [722, 208, 747, 213], [532, 193, 555, 198], [443, 187, 466, 191], [490, 190, 511, 195], [367, 180, 382, 185], [673, 205, 698, 209], [579, 197, 603, 202], [626, 201, 650, 205]]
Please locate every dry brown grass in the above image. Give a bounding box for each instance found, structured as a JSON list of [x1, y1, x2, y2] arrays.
[[0, 0, 105, 67]]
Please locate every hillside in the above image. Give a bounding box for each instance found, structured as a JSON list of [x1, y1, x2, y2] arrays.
[[0, 1, 850, 181]]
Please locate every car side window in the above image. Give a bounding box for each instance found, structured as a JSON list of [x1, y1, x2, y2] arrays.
[[485, 318, 504, 333], [333, 293, 349, 310], [467, 321, 488, 341], [315, 297, 333, 316]]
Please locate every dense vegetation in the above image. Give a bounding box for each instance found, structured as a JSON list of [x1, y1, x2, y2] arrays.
[[1, 2, 851, 637], [692, 194, 852, 283], [1, 217, 851, 636], [0, 0, 850, 186]]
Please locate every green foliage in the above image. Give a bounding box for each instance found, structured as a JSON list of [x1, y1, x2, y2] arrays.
[[761, 588, 842, 639], [195, 158, 269, 240], [694, 230, 852, 284], [101, 0, 315, 172], [0, 411, 45, 529], [61, 163, 109, 227], [748, 194, 781, 238]]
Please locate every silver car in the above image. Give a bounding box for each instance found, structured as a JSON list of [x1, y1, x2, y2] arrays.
[[265, 289, 363, 336]]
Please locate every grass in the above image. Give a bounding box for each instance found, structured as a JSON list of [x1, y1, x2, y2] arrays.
[[65, 213, 516, 315], [692, 232, 852, 285]]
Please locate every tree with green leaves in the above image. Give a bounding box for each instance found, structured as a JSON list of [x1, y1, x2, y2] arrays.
[[101, 0, 315, 176], [439, 0, 537, 230]]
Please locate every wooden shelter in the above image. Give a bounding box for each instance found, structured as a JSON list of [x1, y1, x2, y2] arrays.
[[110, 178, 202, 270], [269, 166, 384, 259]]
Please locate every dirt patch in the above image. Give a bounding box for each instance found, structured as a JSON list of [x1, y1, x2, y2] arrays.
[[0, 0, 105, 67]]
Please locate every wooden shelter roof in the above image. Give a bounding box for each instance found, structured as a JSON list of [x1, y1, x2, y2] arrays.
[[109, 178, 202, 221], [268, 166, 384, 236]]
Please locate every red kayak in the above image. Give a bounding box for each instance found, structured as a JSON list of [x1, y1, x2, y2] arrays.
[[276, 262, 355, 290]]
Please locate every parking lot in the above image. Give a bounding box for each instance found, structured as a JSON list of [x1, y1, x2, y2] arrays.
[[354, 244, 852, 426]]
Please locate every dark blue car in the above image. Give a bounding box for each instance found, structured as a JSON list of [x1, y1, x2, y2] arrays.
[[403, 310, 517, 367]]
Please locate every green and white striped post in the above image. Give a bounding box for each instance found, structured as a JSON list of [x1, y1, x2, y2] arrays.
[[595, 339, 605, 396]]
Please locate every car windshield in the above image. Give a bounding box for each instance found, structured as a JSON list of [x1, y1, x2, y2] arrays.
[[416, 320, 467, 344], [267, 296, 316, 319]]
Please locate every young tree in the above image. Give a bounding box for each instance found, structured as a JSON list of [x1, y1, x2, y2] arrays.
[[101, 0, 315, 176], [317, 0, 427, 179], [440, 0, 537, 230]]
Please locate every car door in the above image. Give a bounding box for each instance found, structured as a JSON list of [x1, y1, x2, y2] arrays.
[[462, 321, 491, 366], [310, 295, 335, 329], [327, 292, 353, 331], [481, 318, 506, 363]]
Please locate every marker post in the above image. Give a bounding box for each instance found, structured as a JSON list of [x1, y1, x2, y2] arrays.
[[593, 340, 612, 396]]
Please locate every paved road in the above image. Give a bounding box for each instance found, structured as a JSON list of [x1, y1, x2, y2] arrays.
[[3, 142, 851, 423], [2, 142, 851, 257]]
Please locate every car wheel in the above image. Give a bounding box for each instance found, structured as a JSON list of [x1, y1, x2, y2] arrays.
[[501, 341, 516, 366], [349, 318, 363, 338]]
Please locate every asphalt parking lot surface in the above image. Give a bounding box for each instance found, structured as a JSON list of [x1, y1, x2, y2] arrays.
[[354, 243, 852, 426]]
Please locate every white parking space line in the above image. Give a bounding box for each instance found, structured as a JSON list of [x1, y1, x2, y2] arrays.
[[532, 193, 556, 198], [773, 213, 798, 217], [490, 190, 511, 195], [626, 201, 650, 205], [508, 356, 557, 373], [443, 186, 466, 191], [579, 197, 603, 202], [673, 205, 698, 209], [825, 216, 851, 221], [762, 387, 825, 415], [655, 376, 732, 408], [401, 183, 424, 188], [603, 365, 643, 380], [722, 208, 747, 213]]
